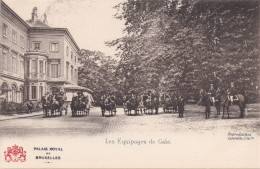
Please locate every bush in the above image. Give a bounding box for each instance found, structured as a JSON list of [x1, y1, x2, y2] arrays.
[[0, 100, 43, 115]]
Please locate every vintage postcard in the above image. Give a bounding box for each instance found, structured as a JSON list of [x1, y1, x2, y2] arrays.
[[0, 0, 259, 168]]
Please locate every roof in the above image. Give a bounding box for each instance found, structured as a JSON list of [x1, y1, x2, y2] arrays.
[[64, 84, 93, 93], [2, 1, 30, 28], [26, 19, 50, 28], [2, 1, 80, 51]]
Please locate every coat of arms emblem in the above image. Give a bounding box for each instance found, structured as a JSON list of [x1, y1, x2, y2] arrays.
[[4, 145, 26, 162]]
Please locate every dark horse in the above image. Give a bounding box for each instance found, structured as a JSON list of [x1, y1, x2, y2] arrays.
[[71, 95, 90, 117], [125, 96, 140, 115], [198, 89, 223, 119], [199, 92, 211, 119], [100, 96, 116, 117], [222, 93, 246, 119]]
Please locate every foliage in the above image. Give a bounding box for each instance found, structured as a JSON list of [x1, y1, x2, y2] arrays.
[[78, 49, 119, 103], [107, 0, 259, 98]]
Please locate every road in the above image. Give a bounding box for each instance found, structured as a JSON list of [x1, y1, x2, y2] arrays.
[[0, 104, 259, 168], [0, 104, 259, 138]]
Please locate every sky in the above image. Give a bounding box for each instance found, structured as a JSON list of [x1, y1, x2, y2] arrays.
[[3, 0, 126, 58]]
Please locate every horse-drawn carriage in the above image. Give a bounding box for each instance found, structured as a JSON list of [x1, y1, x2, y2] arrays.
[[71, 92, 90, 117], [41, 93, 68, 118], [123, 95, 143, 115], [160, 94, 178, 114], [142, 92, 160, 114], [100, 95, 116, 117]]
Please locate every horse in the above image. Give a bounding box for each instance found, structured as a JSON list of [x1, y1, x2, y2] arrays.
[[100, 96, 116, 117], [41, 96, 51, 117], [48, 94, 65, 116], [198, 92, 211, 119], [214, 89, 223, 115], [222, 93, 246, 119]]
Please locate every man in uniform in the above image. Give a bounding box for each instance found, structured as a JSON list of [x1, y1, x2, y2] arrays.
[[208, 84, 216, 106], [228, 82, 236, 105]]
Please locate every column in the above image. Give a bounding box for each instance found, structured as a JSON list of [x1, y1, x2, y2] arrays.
[[0, 46, 2, 71], [29, 59, 31, 79], [37, 59, 40, 79]]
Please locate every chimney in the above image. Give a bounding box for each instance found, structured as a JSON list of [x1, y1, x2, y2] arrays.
[[31, 7, 38, 22], [43, 13, 48, 24]]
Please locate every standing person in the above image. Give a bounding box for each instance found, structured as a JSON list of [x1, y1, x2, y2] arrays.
[[208, 84, 216, 106], [228, 82, 236, 105], [197, 88, 205, 105], [178, 94, 185, 118]]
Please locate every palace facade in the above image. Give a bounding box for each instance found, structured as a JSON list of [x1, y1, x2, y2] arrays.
[[0, 1, 90, 103]]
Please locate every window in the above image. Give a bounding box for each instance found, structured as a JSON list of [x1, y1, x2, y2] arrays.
[[26, 60, 30, 77], [75, 55, 77, 63], [20, 36, 24, 48], [31, 60, 37, 78], [11, 54, 17, 73], [17, 57, 20, 73], [11, 84, 17, 102], [32, 86, 37, 100], [33, 42, 41, 51], [12, 30, 17, 43], [71, 66, 73, 81], [20, 60, 24, 76], [39, 60, 43, 75], [1, 82, 8, 99], [75, 69, 77, 82], [45, 62, 47, 75], [50, 42, 59, 52], [39, 86, 43, 99], [71, 52, 73, 60], [51, 64, 58, 78], [66, 46, 69, 57], [26, 86, 29, 100], [2, 48, 8, 70], [3, 24, 8, 37], [66, 63, 69, 80]]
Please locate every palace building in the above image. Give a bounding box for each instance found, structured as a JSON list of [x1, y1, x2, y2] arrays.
[[0, 1, 91, 103]]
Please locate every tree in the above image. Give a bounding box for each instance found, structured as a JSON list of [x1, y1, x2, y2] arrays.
[[108, 0, 259, 98], [78, 49, 119, 104]]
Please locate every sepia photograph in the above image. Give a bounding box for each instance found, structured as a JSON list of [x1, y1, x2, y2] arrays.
[[0, 0, 259, 168]]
